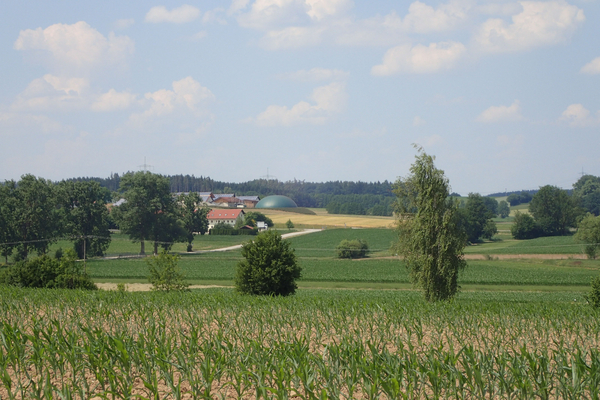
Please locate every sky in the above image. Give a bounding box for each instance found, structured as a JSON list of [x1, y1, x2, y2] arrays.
[[1, 0, 599, 195]]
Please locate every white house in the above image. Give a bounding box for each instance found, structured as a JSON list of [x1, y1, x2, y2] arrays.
[[207, 209, 245, 229]]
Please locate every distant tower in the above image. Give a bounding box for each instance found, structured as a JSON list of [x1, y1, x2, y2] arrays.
[[138, 157, 154, 172], [261, 167, 277, 181]]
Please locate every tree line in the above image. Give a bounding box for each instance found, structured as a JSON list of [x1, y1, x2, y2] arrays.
[[0, 172, 211, 263], [67, 174, 397, 213]]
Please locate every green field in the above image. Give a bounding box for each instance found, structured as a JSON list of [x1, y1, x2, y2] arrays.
[[81, 229, 600, 291], [4, 223, 600, 399], [2, 286, 599, 399]]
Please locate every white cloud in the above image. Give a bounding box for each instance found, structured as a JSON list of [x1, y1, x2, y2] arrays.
[[14, 21, 134, 73], [305, 0, 353, 21], [12, 74, 90, 111], [132, 77, 214, 122], [560, 104, 600, 127], [279, 67, 349, 81], [401, 0, 471, 34], [145, 5, 201, 24], [114, 18, 135, 30], [236, 0, 308, 29], [372, 42, 466, 75], [260, 25, 324, 49], [91, 89, 137, 112], [253, 81, 346, 126], [581, 57, 600, 75], [474, 1, 585, 53], [477, 100, 523, 123], [228, 0, 251, 15], [413, 116, 426, 126]]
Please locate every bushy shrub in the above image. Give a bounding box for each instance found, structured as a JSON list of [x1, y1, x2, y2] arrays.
[[235, 230, 301, 296], [0, 249, 97, 290], [586, 276, 600, 308], [336, 239, 369, 259], [511, 212, 542, 240], [147, 250, 189, 292]]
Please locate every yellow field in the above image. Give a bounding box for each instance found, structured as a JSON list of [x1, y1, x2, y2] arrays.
[[262, 208, 395, 228]]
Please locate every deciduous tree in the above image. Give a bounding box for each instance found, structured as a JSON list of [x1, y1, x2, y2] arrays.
[[178, 192, 209, 252], [393, 147, 466, 301], [112, 172, 184, 255], [529, 185, 579, 236], [575, 214, 600, 259], [11, 175, 60, 259], [235, 230, 301, 296], [498, 200, 510, 218], [58, 180, 111, 259]]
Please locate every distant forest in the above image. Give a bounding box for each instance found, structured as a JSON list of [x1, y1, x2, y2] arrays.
[[67, 173, 398, 216]]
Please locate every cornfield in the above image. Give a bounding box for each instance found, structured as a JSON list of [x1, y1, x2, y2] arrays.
[[1, 287, 599, 399]]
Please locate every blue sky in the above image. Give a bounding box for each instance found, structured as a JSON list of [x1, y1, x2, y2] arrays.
[[1, 0, 599, 195]]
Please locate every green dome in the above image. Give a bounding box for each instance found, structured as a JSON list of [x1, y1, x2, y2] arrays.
[[256, 195, 298, 208]]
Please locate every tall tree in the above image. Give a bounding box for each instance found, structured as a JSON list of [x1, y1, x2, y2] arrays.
[[498, 200, 510, 218], [112, 172, 183, 255], [393, 148, 467, 301], [575, 214, 600, 259], [177, 192, 209, 252], [11, 175, 60, 259], [459, 193, 496, 243], [59, 180, 112, 259], [529, 185, 579, 236]]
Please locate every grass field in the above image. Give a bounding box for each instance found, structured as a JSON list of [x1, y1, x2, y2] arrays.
[[80, 229, 600, 291], [2, 287, 599, 399]]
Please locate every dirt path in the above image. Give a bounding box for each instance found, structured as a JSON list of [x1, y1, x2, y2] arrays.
[[96, 283, 228, 291], [194, 228, 322, 253]]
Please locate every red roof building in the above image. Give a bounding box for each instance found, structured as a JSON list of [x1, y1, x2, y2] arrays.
[[207, 209, 245, 228]]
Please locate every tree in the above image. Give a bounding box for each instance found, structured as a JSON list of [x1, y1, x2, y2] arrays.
[[147, 250, 189, 291], [393, 148, 467, 302], [112, 172, 184, 255], [336, 239, 369, 259], [482, 197, 498, 217], [286, 219, 294, 230], [460, 193, 496, 243], [11, 175, 61, 259], [178, 192, 209, 252], [498, 200, 510, 218], [243, 211, 274, 227], [0, 249, 96, 290], [511, 211, 540, 240], [235, 230, 301, 296], [529, 185, 579, 236], [575, 214, 600, 259], [58, 180, 111, 259], [573, 175, 600, 216]]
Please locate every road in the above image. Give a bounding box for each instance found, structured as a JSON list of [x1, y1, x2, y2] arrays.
[[195, 228, 322, 253]]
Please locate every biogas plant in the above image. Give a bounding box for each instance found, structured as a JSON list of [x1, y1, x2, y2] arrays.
[[255, 195, 298, 209]]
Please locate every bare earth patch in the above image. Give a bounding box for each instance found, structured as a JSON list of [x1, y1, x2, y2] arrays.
[[96, 283, 227, 291]]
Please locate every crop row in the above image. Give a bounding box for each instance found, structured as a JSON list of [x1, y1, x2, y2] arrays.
[[1, 287, 599, 399]]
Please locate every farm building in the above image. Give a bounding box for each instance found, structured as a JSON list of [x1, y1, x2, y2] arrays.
[[207, 209, 245, 229]]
